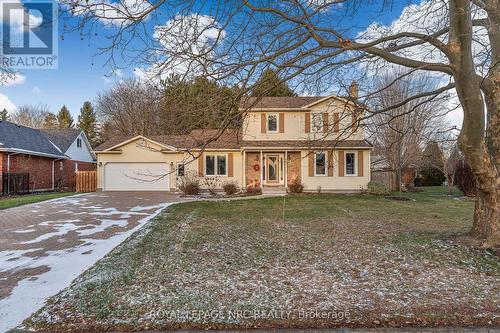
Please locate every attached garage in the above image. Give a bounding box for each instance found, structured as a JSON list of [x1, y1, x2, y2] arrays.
[[103, 162, 170, 191]]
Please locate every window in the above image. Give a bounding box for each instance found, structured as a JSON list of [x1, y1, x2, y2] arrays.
[[267, 114, 278, 132], [76, 138, 82, 148], [176, 163, 185, 177], [312, 113, 323, 132], [346, 152, 356, 175], [205, 154, 227, 176], [217, 155, 227, 175], [315, 152, 326, 176]]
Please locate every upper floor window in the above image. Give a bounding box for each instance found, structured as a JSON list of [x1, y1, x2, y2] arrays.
[[267, 114, 278, 132], [315, 152, 326, 176], [346, 152, 356, 175], [312, 113, 323, 132], [206, 154, 227, 176], [76, 138, 82, 148]]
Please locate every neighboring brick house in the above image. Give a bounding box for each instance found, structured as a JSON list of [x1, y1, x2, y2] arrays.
[[95, 88, 373, 193], [0, 121, 96, 195]]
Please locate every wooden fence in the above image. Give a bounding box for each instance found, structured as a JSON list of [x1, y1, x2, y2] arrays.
[[76, 171, 97, 193], [371, 170, 398, 191]]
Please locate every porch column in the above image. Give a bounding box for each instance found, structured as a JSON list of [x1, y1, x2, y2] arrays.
[[284, 150, 288, 188], [260, 150, 263, 187], [242, 151, 246, 188]]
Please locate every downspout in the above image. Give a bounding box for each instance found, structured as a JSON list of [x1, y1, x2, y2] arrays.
[[52, 158, 64, 190], [6, 153, 18, 195]]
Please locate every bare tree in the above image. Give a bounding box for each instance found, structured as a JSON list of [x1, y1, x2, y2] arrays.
[[96, 78, 162, 136], [10, 104, 49, 129], [368, 72, 448, 191], [60, 0, 499, 246]]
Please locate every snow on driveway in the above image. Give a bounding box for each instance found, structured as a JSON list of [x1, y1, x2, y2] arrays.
[[0, 192, 182, 332]]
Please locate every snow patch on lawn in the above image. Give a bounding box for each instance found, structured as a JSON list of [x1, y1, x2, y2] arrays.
[[0, 202, 172, 333]]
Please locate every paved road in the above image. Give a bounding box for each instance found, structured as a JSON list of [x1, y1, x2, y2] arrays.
[[0, 192, 183, 332]]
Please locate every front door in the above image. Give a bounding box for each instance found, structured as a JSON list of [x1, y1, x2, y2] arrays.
[[266, 155, 279, 184]]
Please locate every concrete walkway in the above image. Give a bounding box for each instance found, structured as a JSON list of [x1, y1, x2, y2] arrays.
[[0, 192, 184, 332]]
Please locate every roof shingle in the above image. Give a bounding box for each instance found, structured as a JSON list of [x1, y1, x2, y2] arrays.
[[239, 96, 324, 109]]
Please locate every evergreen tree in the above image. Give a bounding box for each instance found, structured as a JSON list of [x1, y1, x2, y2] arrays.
[[42, 112, 58, 129], [250, 69, 296, 97], [57, 105, 74, 128], [160, 75, 240, 134], [0, 108, 9, 121], [78, 101, 98, 147]]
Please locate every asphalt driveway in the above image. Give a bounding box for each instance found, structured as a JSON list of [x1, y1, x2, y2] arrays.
[[0, 191, 183, 332]]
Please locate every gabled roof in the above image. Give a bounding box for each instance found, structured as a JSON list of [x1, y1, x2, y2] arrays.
[[42, 128, 82, 152], [239, 96, 324, 109], [0, 121, 66, 158], [94, 129, 242, 152]]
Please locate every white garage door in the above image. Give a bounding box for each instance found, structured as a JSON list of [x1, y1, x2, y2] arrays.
[[104, 163, 170, 191]]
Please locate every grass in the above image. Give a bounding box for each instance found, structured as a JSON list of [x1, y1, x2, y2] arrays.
[[23, 187, 499, 331], [0, 192, 76, 210]]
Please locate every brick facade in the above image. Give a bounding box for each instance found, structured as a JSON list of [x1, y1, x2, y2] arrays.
[[286, 152, 301, 183], [245, 152, 261, 187], [1, 153, 96, 194]]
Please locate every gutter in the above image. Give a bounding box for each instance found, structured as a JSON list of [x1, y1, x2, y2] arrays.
[[0, 148, 67, 159]]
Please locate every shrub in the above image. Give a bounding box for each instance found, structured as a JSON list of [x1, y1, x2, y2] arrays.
[[203, 177, 221, 195], [178, 171, 200, 195], [367, 181, 391, 196], [454, 157, 477, 196], [287, 176, 304, 193], [223, 181, 239, 195], [246, 184, 262, 195], [420, 166, 446, 186]]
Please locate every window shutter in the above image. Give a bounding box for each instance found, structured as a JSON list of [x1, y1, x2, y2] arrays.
[[279, 113, 285, 133], [322, 113, 329, 133], [198, 154, 204, 176], [338, 150, 344, 177], [333, 113, 340, 132], [328, 150, 334, 177], [305, 112, 311, 133], [358, 150, 364, 177], [308, 152, 314, 177], [261, 113, 267, 133], [228, 153, 234, 177]]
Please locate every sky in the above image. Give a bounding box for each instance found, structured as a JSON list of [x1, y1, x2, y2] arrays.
[[0, 0, 462, 127]]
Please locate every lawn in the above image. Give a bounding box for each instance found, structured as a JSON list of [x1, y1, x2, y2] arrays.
[[0, 192, 76, 210], [23, 187, 499, 331]]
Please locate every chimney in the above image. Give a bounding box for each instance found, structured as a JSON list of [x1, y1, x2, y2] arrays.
[[348, 81, 359, 99]]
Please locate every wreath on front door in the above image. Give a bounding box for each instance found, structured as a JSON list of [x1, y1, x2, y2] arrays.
[[253, 164, 260, 171]]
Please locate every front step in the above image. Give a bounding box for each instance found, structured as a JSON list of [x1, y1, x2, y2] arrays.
[[262, 186, 287, 195]]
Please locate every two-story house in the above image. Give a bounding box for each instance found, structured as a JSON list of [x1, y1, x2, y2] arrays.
[[94, 90, 372, 192]]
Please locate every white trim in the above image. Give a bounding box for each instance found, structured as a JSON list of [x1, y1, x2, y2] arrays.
[[101, 135, 177, 152], [204, 153, 228, 177], [344, 151, 357, 176], [314, 152, 327, 176], [266, 113, 279, 133], [0, 148, 67, 159], [302, 94, 358, 108]]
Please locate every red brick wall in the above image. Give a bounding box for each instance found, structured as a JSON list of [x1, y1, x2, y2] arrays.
[[1, 153, 96, 194], [55, 160, 96, 191], [0, 153, 4, 194], [6, 154, 55, 191]]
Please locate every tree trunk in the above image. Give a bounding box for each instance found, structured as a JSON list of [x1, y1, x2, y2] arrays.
[[449, 0, 500, 247], [470, 188, 500, 247]]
